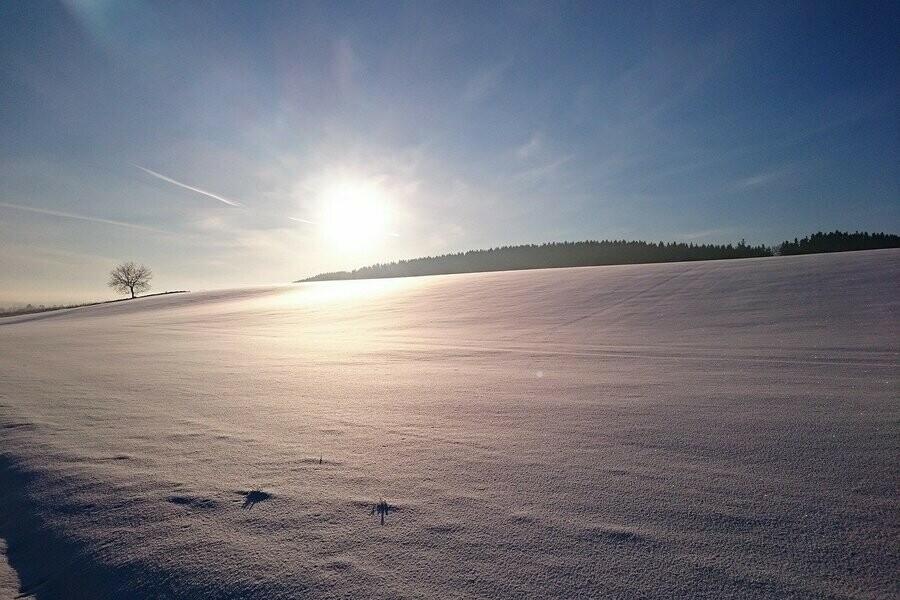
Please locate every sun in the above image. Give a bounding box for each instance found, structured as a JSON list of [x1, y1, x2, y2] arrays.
[[319, 180, 392, 252]]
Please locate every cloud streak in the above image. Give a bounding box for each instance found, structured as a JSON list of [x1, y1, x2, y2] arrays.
[[736, 165, 793, 189], [516, 133, 542, 159], [288, 215, 400, 237], [463, 59, 513, 103], [0, 201, 167, 233], [134, 165, 242, 207]]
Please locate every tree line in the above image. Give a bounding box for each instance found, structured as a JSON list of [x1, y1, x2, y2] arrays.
[[300, 239, 772, 282], [776, 231, 899, 255], [299, 230, 898, 282]]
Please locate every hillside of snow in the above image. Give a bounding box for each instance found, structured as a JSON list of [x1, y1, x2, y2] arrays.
[[0, 250, 897, 599]]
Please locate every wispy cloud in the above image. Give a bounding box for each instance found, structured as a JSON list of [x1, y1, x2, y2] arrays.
[[516, 132, 542, 159], [463, 59, 513, 103], [736, 165, 793, 189], [133, 165, 242, 207], [332, 38, 358, 98], [1, 241, 115, 270], [288, 215, 400, 237], [510, 155, 572, 186], [0, 201, 166, 233]]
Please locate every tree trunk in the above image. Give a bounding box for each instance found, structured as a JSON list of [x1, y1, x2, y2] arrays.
[[130, 287, 135, 299]]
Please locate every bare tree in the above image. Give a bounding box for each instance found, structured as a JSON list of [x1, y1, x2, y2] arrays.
[[108, 261, 152, 299]]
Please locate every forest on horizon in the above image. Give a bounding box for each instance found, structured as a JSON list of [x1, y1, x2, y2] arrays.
[[300, 231, 900, 282]]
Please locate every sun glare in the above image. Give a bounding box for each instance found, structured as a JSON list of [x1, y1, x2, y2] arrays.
[[319, 180, 391, 252]]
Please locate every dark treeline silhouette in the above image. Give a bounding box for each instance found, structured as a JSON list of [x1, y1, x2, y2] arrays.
[[299, 230, 899, 282], [299, 239, 771, 282], [776, 231, 899, 255]]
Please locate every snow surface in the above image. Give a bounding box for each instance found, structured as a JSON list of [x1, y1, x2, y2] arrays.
[[0, 538, 19, 600], [0, 250, 897, 599]]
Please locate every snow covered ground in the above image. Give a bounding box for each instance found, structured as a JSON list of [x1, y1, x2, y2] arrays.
[[0, 250, 897, 599]]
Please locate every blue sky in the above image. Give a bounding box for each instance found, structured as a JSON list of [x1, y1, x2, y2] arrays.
[[1, 1, 897, 303]]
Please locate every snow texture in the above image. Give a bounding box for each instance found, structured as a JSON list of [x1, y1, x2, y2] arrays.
[[0, 250, 898, 599]]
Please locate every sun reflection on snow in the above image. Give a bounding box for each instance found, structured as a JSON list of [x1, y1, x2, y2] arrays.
[[279, 277, 418, 307]]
